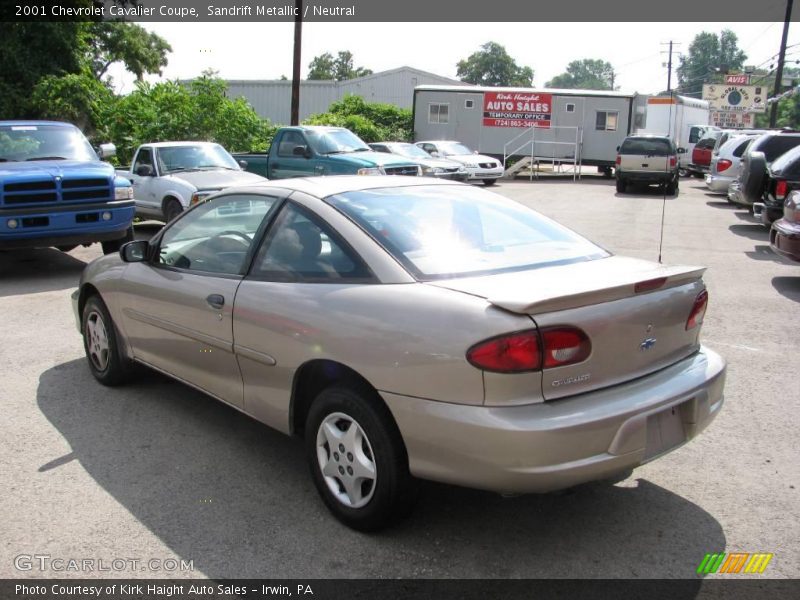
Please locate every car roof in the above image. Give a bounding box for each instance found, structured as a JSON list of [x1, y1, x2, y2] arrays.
[[218, 175, 460, 198], [0, 120, 76, 128], [144, 141, 224, 148], [623, 134, 671, 140], [416, 140, 464, 144]]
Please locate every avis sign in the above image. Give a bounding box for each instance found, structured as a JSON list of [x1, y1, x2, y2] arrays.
[[483, 91, 552, 128], [725, 74, 751, 85]]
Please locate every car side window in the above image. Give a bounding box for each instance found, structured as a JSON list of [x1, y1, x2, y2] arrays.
[[421, 143, 437, 154], [277, 131, 306, 158], [733, 139, 752, 158], [250, 203, 373, 283], [157, 194, 279, 276], [133, 148, 153, 171]]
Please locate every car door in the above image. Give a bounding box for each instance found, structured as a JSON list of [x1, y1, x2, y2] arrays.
[[130, 147, 159, 213], [270, 131, 318, 179], [232, 200, 376, 432], [117, 191, 286, 407]]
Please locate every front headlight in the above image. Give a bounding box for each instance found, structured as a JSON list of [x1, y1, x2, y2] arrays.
[[466, 162, 478, 168], [421, 166, 434, 175], [357, 167, 383, 176], [433, 167, 445, 174], [191, 191, 215, 205], [114, 186, 134, 200]]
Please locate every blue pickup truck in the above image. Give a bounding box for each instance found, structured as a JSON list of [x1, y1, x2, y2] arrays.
[[0, 121, 135, 254], [233, 126, 421, 179]]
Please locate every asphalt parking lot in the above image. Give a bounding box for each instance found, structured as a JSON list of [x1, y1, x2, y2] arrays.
[[1, 176, 798, 580]]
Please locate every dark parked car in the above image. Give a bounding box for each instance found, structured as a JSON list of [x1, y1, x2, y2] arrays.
[[753, 144, 800, 226], [770, 190, 800, 262], [730, 132, 800, 216]]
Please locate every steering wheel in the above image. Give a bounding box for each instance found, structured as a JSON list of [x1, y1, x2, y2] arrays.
[[208, 230, 252, 247]]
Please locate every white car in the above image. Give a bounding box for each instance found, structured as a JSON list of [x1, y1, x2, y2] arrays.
[[416, 140, 504, 185], [705, 135, 758, 195]]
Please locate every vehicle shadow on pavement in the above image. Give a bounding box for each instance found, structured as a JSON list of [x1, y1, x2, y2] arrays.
[[772, 276, 800, 302], [37, 360, 724, 581], [705, 200, 735, 209], [0, 248, 87, 298], [728, 224, 769, 242]]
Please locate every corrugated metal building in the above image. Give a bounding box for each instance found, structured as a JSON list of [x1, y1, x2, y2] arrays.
[[225, 66, 465, 125]]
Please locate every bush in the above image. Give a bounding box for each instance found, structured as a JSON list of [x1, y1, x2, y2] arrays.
[[303, 94, 413, 142]]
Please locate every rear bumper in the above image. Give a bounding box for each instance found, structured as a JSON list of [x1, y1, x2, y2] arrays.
[[0, 200, 135, 249], [618, 170, 677, 184], [770, 218, 800, 262], [382, 346, 725, 494], [705, 173, 734, 193]]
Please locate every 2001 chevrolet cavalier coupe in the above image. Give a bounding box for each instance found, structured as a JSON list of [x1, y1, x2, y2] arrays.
[[72, 176, 726, 530]]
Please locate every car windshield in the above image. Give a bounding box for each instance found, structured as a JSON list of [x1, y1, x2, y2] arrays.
[[306, 129, 371, 154], [769, 144, 800, 176], [759, 135, 800, 163], [327, 185, 608, 280], [620, 138, 673, 155], [157, 144, 239, 173], [390, 144, 432, 159], [437, 142, 473, 156], [0, 124, 97, 162]]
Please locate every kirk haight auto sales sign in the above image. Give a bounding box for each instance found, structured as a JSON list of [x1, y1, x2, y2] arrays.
[[483, 92, 552, 128]]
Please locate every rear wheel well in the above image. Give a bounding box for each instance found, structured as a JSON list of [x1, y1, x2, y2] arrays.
[[290, 360, 393, 437]]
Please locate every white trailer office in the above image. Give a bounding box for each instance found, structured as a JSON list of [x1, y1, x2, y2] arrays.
[[413, 85, 648, 173], [636, 95, 713, 170]]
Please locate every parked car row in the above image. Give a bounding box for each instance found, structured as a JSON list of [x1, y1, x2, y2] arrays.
[[702, 129, 800, 263]]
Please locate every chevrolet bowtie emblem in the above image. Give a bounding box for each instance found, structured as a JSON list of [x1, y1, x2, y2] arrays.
[[640, 337, 657, 350]]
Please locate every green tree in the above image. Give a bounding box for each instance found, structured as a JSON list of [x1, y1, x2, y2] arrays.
[[304, 95, 413, 142], [456, 42, 534, 87], [307, 51, 372, 80], [677, 30, 747, 96], [546, 59, 616, 90], [88, 22, 172, 81]]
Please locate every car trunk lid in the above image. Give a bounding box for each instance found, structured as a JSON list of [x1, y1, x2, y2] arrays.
[[428, 256, 707, 400]]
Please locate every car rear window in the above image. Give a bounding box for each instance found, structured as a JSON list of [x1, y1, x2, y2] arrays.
[[619, 138, 673, 156], [695, 137, 717, 150], [756, 135, 800, 162], [326, 185, 609, 280], [769, 144, 800, 178]]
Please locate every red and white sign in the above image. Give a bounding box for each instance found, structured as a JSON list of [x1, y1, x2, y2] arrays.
[[725, 74, 751, 85], [482, 91, 552, 128]]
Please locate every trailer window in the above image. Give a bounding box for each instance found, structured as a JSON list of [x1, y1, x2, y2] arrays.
[[566, 103, 576, 113], [595, 111, 618, 131], [465, 99, 474, 109], [429, 103, 449, 125]]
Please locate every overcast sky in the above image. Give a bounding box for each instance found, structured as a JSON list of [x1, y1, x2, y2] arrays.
[[108, 22, 800, 96]]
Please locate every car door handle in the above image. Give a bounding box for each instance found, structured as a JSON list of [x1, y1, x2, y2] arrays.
[[206, 294, 225, 310]]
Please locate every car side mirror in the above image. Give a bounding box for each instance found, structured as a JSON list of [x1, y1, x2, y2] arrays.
[[135, 164, 154, 177], [616, 145, 620, 152], [97, 143, 116, 159], [293, 145, 311, 158], [238, 159, 248, 169], [120, 240, 148, 263], [677, 147, 687, 154]]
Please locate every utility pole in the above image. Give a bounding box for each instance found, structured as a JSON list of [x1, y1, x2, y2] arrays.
[[290, 0, 303, 126], [770, 0, 794, 127], [661, 41, 679, 92]]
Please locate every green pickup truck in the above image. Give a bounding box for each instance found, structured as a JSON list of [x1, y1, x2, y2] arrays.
[[232, 126, 421, 179]]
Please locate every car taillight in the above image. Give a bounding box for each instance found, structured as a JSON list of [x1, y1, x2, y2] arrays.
[[775, 179, 788, 200], [467, 330, 541, 373], [615, 155, 621, 165], [467, 327, 590, 373], [686, 290, 708, 331], [541, 327, 592, 369], [669, 155, 677, 168], [717, 159, 732, 172]]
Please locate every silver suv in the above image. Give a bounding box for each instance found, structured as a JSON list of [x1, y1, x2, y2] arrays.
[[615, 135, 683, 195]]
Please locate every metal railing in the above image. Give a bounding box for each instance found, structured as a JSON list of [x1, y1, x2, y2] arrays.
[[503, 126, 584, 181]]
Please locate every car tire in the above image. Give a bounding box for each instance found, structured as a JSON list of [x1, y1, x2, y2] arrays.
[[305, 385, 417, 531], [82, 295, 133, 386], [483, 179, 497, 186], [163, 198, 183, 223], [101, 226, 134, 255], [741, 151, 767, 204], [666, 179, 677, 195], [616, 178, 626, 193]]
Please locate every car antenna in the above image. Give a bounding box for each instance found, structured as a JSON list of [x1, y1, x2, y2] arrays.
[[657, 90, 675, 264]]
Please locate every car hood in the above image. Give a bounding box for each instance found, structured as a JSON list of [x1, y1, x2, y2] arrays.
[[163, 169, 266, 190], [0, 160, 115, 182], [328, 151, 418, 169], [442, 154, 499, 165]]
